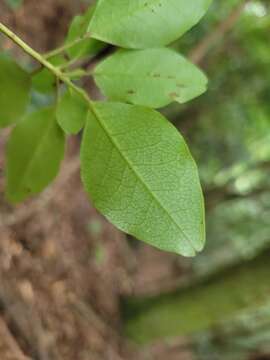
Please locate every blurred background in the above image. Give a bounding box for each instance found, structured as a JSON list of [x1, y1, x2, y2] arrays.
[[1, 0, 270, 359]]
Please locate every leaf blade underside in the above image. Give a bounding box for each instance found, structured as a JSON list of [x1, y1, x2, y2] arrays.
[[81, 102, 205, 256]]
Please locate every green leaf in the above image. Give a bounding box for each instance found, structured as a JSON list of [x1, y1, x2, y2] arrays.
[[65, 5, 105, 60], [0, 56, 31, 128], [5, 0, 23, 10], [6, 107, 65, 203], [89, 0, 212, 49], [94, 48, 208, 108], [81, 102, 205, 256], [56, 87, 88, 134]]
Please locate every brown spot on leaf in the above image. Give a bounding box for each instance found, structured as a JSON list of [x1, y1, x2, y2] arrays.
[[170, 92, 180, 99]]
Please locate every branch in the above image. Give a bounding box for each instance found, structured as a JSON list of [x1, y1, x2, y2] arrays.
[[123, 250, 270, 344], [0, 22, 92, 107], [189, 0, 247, 64]]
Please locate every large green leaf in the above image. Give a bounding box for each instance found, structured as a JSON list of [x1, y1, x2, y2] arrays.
[[65, 5, 105, 60], [56, 87, 88, 134], [89, 0, 212, 49], [0, 56, 31, 128], [81, 102, 205, 256], [6, 107, 65, 203], [94, 48, 208, 108]]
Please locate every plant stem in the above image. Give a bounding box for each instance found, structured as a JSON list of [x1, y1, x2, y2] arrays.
[[59, 56, 81, 71], [43, 33, 91, 59], [0, 23, 61, 78], [44, 33, 91, 59], [0, 22, 92, 105]]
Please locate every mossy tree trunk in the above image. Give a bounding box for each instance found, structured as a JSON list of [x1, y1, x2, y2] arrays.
[[122, 251, 270, 344]]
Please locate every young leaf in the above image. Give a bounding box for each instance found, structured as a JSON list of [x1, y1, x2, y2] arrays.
[[81, 102, 205, 256], [65, 5, 105, 60], [0, 56, 31, 128], [89, 0, 212, 49], [6, 107, 65, 203], [56, 87, 88, 134], [94, 48, 208, 108]]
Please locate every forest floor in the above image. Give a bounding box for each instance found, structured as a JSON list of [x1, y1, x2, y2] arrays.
[[0, 1, 193, 359]]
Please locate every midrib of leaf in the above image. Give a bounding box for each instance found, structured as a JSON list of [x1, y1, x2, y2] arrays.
[[95, 72, 206, 90], [17, 115, 56, 191], [95, 72, 185, 82], [91, 104, 197, 252], [95, 73, 206, 95]]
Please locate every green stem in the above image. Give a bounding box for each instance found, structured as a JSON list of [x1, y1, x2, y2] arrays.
[[59, 56, 81, 71], [0, 22, 92, 106], [44, 33, 91, 59]]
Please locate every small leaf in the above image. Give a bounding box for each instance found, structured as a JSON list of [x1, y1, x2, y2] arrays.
[[81, 102, 205, 256], [0, 56, 31, 128], [6, 107, 65, 203], [65, 5, 105, 60], [56, 87, 88, 134], [89, 0, 212, 49], [94, 48, 208, 108]]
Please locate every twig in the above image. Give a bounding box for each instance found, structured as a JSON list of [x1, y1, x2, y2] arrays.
[[0, 22, 92, 107], [43, 33, 92, 59], [189, 0, 248, 64]]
